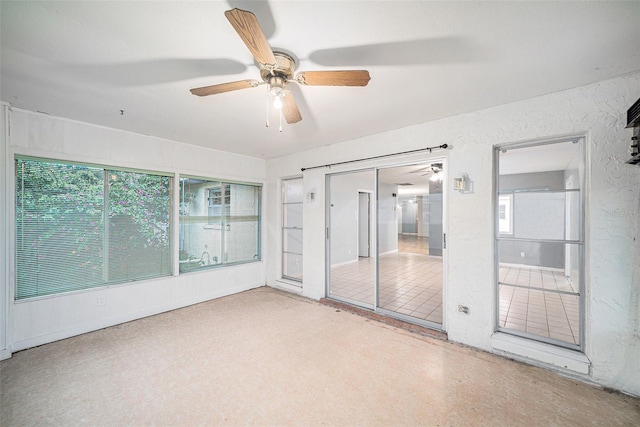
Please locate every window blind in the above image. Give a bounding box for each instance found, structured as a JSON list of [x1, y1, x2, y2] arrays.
[[15, 158, 171, 299]]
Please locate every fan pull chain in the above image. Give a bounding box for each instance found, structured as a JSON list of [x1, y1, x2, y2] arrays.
[[279, 109, 283, 132], [265, 86, 270, 128]]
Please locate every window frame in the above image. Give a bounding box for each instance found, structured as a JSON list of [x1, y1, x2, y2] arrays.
[[494, 136, 585, 351], [281, 177, 303, 283], [13, 156, 264, 301], [179, 175, 262, 274]]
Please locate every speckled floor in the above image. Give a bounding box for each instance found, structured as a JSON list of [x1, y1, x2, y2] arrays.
[[1, 287, 638, 426]]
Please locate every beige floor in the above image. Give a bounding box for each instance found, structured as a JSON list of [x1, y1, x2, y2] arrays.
[[1, 287, 638, 426]]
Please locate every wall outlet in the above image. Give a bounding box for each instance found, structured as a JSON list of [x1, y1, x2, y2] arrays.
[[97, 295, 106, 307], [458, 304, 469, 315], [520, 251, 525, 258]]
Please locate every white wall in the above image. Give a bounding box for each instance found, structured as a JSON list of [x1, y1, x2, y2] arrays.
[[2, 108, 266, 352], [377, 182, 399, 254], [265, 72, 640, 396], [328, 170, 375, 265]]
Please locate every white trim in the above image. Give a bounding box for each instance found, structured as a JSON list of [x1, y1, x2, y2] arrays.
[[1, 104, 11, 358], [491, 332, 590, 375], [272, 279, 303, 294]]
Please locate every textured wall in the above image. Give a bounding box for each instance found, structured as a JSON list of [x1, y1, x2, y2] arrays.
[[265, 72, 640, 395]]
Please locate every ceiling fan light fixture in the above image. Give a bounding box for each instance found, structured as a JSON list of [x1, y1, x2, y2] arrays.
[[269, 86, 287, 110], [273, 95, 283, 110]]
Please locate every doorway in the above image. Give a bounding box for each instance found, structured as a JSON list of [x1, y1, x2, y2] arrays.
[[326, 161, 445, 328]]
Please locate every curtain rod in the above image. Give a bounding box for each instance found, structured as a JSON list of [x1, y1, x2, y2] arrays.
[[300, 144, 448, 172]]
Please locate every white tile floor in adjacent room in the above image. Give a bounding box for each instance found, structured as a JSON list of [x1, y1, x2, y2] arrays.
[[329, 236, 580, 346], [499, 266, 580, 345], [329, 252, 443, 324], [329, 235, 443, 324]]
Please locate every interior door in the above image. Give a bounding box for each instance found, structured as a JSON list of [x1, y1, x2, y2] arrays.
[[401, 198, 418, 234]]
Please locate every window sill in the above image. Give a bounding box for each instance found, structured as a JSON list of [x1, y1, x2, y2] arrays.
[[273, 279, 303, 293], [491, 332, 590, 375]]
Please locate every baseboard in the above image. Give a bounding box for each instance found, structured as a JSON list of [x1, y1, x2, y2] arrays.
[[0, 348, 11, 361]]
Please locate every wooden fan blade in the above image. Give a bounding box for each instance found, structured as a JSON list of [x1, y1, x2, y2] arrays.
[[296, 70, 371, 86], [190, 79, 259, 96], [282, 93, 302, 124], [225, 8, 276, 66]]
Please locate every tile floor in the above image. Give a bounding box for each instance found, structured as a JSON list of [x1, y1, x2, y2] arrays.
[[499, 265, 580, 345], [330, 236, 580, 346], [329, 235, 443, 324]]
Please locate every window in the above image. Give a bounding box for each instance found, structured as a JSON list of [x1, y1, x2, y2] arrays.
[[179, 177, 261, 272], [281, 178, 303, 282], [495, 138, 584, 349], [207, 184, 230, 225], [498, 194, 513, 234], [15, 158, 172, 299]]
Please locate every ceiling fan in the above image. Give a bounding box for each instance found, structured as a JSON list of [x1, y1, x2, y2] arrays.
[[190, 8, 371, 128]]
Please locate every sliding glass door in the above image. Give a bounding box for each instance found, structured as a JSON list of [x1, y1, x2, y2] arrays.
[[377, 163, 444, 327], [326, 162, 445, 329]]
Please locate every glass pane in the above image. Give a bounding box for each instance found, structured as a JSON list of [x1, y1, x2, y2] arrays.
[[377, 164, 443, 325], [284, 179, 303, 203], [284, 203, 302, 229], [283, 253, 303, 280], [328, 171, 375, 306], [107, 170, 171, 281], [498, 242, 580, 293], [499, 240, 568, 278], [283, 229, 302, 255], [282, 178, 303, 282], [180, 179, 261, 270], [499, 140, 581, 187], [499, 285, 579, 346], [16, 160, 105, 298], [225, 221, 259, 263], [565, 190, 580, 241], [180, 178, 223, 272], [512, 191, 565, 240], [225, 183, 260, 264]]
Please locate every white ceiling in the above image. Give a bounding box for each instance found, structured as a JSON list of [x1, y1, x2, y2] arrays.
[[2, 1, 639, 160]]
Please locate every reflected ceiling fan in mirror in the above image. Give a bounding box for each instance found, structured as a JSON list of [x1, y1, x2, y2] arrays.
[[190, 8, 371, 130]]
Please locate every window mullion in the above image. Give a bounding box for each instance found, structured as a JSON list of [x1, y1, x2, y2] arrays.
[[103, 170, 109, 282]]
